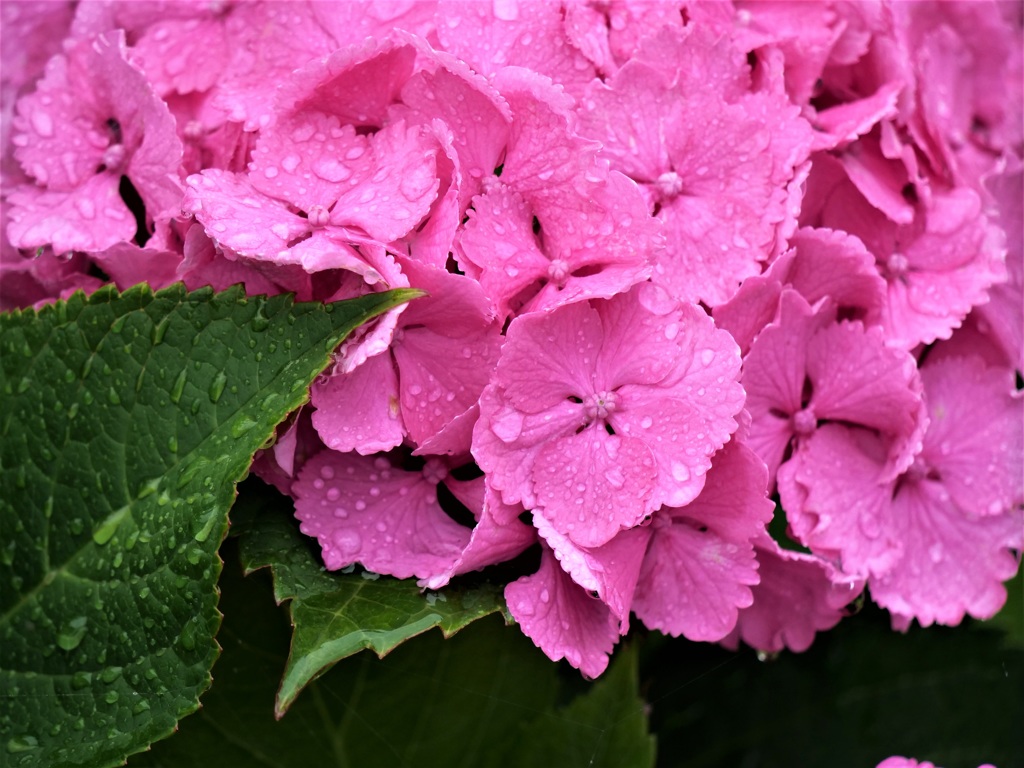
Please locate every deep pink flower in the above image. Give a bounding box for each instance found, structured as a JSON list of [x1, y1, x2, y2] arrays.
[[474, 283, 744, 548]]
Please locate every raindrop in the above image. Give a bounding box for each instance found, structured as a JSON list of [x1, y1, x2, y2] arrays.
[[93, 505, 130, 545], [208, 371, 227, 403], [6, 736, 38, 754], [230, 416, 257, 438], [170, 370, 187, 404], [57, 617, 88, 652], [332, 529, 361, 555]]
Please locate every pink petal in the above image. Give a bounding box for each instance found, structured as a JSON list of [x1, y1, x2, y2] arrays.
[[742, 290, 821, 477], [783, 227, 887, 319], [505, 546, 620, 679], [422, 479, 535, 590], [130, 16, 230, 97], [276, 36, 416, 129], [633, 442, 771, 641], [473, 383, 584, 510], [811, 81, 902, 151], [918, 356, 1023, 518], [310, 1, 438, 47], [213, 3, 337, 130], [294, 451, 470, 580], [394, 37, 511, 211], [492, 300, 606, 412], [183, 169, 310, 260], [806, 319, 927, 479], [455, 184, 551, 320], [779, 424, 902, 579], [871, 480, 1023, 627], [311, 352, 405, 456], [248, 112, 374, 214], [436, 0, 596, 99], [90, 240, 181, 291], [727, 534, 864, 653], [329, 120, 440, 243], [6, 174, 134, 254], [532, 510, 651, 628], [532, 426, 657, 548]]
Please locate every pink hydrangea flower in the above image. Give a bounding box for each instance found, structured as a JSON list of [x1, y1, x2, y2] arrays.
[[742, 290, 926, 486], [780, 355, 1023, 627], [631, 441, 774, 641], [803, 149, 1006, 350], [714, 225, 887, 356], [455, 65, 658, 320], [6, 31, 183, 254], [474, 283, 745, 548], [577, 25, 813, 307]]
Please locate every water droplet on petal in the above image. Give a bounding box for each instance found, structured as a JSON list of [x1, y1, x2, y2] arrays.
[[671, 462, 690, 482], [332, 529, 361, 555]]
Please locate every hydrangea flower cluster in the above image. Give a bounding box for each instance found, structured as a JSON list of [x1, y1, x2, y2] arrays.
[[3, 0, 1021, 679]]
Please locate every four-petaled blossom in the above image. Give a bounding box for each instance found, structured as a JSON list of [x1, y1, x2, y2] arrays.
[[474, 283, 745, 549]]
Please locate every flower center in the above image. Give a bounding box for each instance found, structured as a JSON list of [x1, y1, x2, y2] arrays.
[[583, 390, 618, 421], [481, 174, 503, 196], [307, 204, 330, 228], [655, 171, 684, 199], [101, 144, 126, 172], [548, 258, 570, 286], [422, 458, 448, 486], [791, 407, 817, 436], [886, 251, 909, 277]]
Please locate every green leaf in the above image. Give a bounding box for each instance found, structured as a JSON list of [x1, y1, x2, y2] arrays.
[[516, 642, 655, 768], [234, 480, 509, 716], [130, 541, 655, 768], [0, 283, 416, 768], [645, 605, 1024, 768]]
